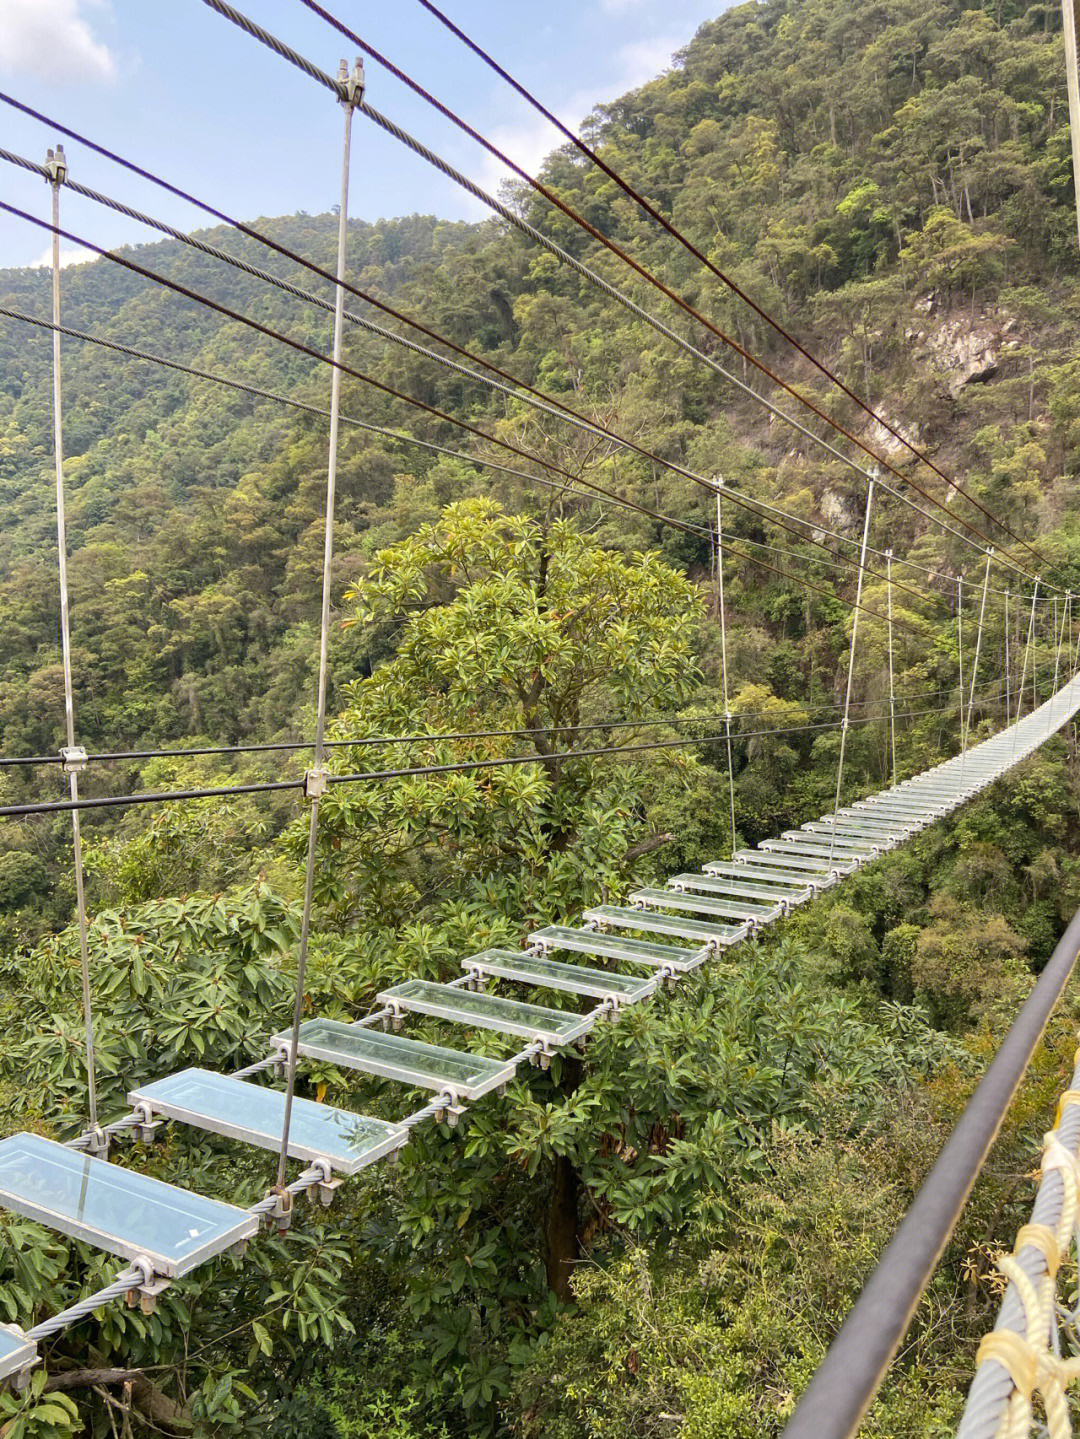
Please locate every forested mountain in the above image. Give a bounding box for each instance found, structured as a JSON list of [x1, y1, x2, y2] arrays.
[[3, 0, 1080, 1434]]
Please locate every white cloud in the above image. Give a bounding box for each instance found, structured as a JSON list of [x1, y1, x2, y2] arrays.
[[29, 244, 97, 269], [0, 0, 117, 84]]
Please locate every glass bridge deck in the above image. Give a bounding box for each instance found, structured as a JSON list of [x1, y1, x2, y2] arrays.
[[271, 1018, 519, 1102], [128, 1068, 406, 1175], [529, 925, 708, 971], [462, 948, 651, 1003], [377, 980, 595, 1046], [0, 1133, 257, 1277]]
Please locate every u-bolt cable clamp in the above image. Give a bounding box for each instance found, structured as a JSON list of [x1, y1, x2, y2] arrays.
[[125, 1255, 169, 1316]]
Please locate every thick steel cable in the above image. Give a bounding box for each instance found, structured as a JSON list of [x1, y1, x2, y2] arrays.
[[46, 161, 98, 1130], [26, 1266, 145, 1342], [279, 0, 1058, 588], [0, 209, 931, 642], [0, 101, 1050, 594], [0, 707, 961, 820], [0, 306, 706, 541], [0, 149, 939, 611], [0, 202, 711, 549], [0, 99, 1035, 594], [411, 0, 1064, 586], [782, 898, 1080, 1439]]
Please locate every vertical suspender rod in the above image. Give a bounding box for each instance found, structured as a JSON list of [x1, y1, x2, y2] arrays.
[[48, 146, 99, 1138], [886, 548, 897, 788], [276, 60, 363, 1191], [829, 474, 875, 864], [715, 481, 737, 859]]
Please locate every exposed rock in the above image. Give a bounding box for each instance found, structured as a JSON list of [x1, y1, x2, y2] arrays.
[[906, 303, 1001, 398]]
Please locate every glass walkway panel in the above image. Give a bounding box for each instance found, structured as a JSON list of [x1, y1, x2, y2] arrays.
[[128, 1068, 407, 1176], [628, 887, 780, 922], [700, 861, 819, 893], [0, 1133, 257, 1278], [668, 872, 812, 907], [581, 904, 747, 947], [270, 1018, 519, 1102], [0, 1325, 36, 1384], [731, 850, 852, 877], [377, 979, 595, 1046], [529, 925, 708, 972], [461, 949, 651, 1004]]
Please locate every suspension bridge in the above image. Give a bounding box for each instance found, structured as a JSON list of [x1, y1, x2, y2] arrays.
[[3, 2, 1080, 1435]]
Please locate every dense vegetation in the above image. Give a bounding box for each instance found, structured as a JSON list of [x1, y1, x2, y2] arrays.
[[4, 0, 1080, 1433]]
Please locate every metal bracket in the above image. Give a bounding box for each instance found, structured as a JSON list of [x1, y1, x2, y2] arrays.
[[60, 745, 88, 774], [303, 767, 328, 800], [44, 144, 67, 185], [433, 1099, 467, 1128], [263, 1186, 293, 1235], [131, 1102, 165, 1145], [306, 1159, 343, 1208], [125, 1256, 169, 1316]]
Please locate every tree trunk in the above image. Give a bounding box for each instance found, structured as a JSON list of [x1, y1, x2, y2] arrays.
[[545, 1151, 581, 1302]]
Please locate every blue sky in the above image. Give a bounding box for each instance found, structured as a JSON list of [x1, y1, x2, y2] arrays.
[[0, 0, 729, 270]]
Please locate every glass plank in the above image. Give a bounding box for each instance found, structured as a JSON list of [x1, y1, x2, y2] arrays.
[[629, 887, 778, 921], [128, 1068, 406, 1177], [272, 1018, 518, 1102], [377, 980, 595, 1046], [530, 925, 706, 971], [761, 839, 873, 861], [791, 825, 895, 847], [700, 862, 817, 891], [733, 850, 849, 874], [0, 1133, 257, 1278], [668, 873, 812, 906], [780, 831, 878, 852], [463, 949, 651, 1002], [814, 815, 914, 834], [0, 1325, 36, 1384], [582, 904, 745, 946]]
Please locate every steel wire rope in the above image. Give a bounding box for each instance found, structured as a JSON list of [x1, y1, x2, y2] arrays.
[[0, 95, 1034, 594], [0, 705, 968, 820], [273, 0, 1060, 589], [0, 148, 949, 616], [0, 305, 713, 541], [410, 0, 1064, 586], [0, 203, 929, 639]]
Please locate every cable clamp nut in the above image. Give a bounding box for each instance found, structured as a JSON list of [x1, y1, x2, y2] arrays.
[[60, 745, 88, 773], [308, 1159, 343, 1208], [303, 766, 328, 800], [125, 1256, 169, 1316], [44, 144, 68, 185], [132, 1102, 164, 1145], [263, 1186, 294, 1235]]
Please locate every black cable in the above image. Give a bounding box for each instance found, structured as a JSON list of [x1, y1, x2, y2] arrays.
[[0, 307, 707, 541], [0, 704, 970, 819], [411, 0, 1066, 589], [0, 146, 944, 612], [0, 204, 927, 638]]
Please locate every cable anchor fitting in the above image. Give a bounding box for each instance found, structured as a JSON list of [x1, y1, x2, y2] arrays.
[[132, 1101, 164, 1145], [60, 745, 88, 774], [338, 56, 365, 108], [303, 766, 328, 800], [43, 144, 67, 186], [307, 1158, 343, 1208]]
